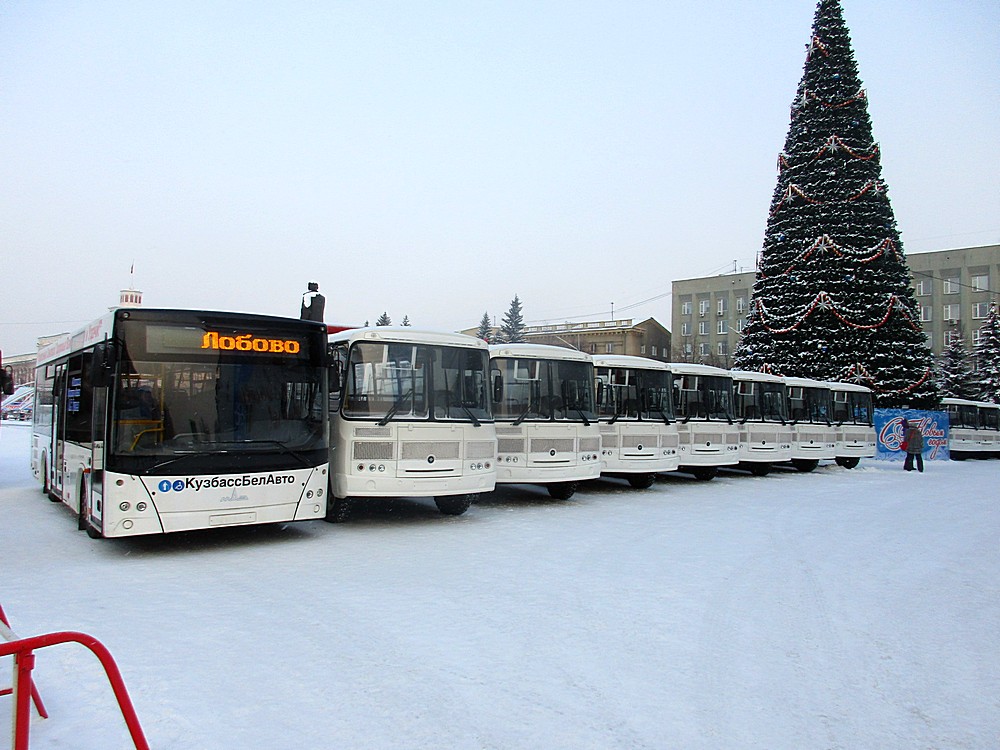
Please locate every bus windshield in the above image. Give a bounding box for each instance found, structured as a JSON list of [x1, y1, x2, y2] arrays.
[[597, 367, 673, 422], [674, 374, 734, 421], [832, 391, 873, 425], [341, 342, 490, 423], [491, 357, 596, 423], [735, 380, 787, 422], [109, 319, 326, 473]]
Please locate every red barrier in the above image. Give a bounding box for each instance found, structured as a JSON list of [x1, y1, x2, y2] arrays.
[[0, 604, 47, 721], [0, 630, 149, 750]]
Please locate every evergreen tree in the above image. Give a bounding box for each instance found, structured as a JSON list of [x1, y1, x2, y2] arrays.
[[936, 327, 977, 399], [974, 301, 1000, 403], [376, 312, 391, 326], [733, 0, 936, 408], [476, 311, 493, 342], [498, 295, 526, 344], [401, 315, 411, 327]]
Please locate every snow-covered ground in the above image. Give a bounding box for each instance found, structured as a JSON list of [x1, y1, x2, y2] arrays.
[[1, 420, 998, 749]]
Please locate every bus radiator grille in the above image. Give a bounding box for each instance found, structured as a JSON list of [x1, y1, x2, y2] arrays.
[[579, 437, 601, 453], [498, 438, 525, 453], [531, 438, 575, 453], [353, 441, 395, 460], [401, 441, 461, 460], [466, 441, 497, 460], [622, 434, 657, 449]]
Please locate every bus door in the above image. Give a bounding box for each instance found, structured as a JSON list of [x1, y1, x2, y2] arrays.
[[51, 363, 68, 500], [88, 376, 108, 531]]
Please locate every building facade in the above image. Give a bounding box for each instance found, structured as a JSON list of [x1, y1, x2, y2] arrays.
[[465, 317, 672, 361], [671, 244, 1000, 366]]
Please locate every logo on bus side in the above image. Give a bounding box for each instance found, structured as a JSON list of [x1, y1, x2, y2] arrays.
[[157, 475, 296, 493]]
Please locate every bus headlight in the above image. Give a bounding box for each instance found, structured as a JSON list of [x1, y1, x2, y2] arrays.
[[136, 502, 147, 512], [119, 502, 130, 512]]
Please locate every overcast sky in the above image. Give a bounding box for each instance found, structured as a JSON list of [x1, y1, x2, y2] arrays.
[[2, 0, 998, 356]]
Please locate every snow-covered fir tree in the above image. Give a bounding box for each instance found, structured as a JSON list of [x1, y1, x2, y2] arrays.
[[973, 301, 1000, 403], [401, 315, 411, 327], [733, 0, 937, 408], [936, 327, 977, 399], [476, 311, 493, 342], [375, 312, 391, 326], [497, 296, 526, 344]]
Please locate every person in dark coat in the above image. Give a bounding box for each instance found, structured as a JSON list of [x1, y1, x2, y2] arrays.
[[902, 418, 924, 472], [300, 281, 326, 322]]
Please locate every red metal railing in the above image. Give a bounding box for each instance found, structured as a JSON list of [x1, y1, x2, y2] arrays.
[[1, 610, 149, 750]]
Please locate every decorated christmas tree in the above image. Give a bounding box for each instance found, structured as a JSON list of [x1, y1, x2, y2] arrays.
[[936, 328, 977, 400], [973, 301, 1000, 403], [733, 0, 937, 408]]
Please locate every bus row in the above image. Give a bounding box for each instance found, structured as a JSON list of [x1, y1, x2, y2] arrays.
[[941, 397, 1000, 459], [27, 308, 994, 540]]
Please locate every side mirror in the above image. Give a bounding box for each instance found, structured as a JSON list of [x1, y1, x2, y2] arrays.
[[596, 381, 604, 404], [491, 373, 503, 403], [1, 366, 14, 396], [90, 343, 116, 387]]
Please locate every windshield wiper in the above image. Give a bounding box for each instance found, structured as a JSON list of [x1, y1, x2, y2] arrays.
[[378, 389, 413, 426], [575, 409, 591, 427], [234, 439, 311, 468], [512, 402, 535, 426], [459, 405, 481, 427]]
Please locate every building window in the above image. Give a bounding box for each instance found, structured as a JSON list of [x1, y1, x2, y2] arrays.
[[640, 345, 646, 355], [717, 320, 727, 335], [683, 343, 693, 355], [971, 274, 989, 292], [737, 317, 746, 331], [914, 279, 932, 296], [699, 343, 710, 357], [717, 298, 727, 315], [589, 344, 597, 353], [944, 330, 962, 347], [605, 343, 614, 354], [943, 277, 961, 294], [681, 322, 691, 336], [698, 321, 709, 335], [974, 302, 990, 319], [651, 346, 658, 356], [736, 296, 746, 313], [972, 329, 982, 347], [681, 301, 692, 315], [717, 342, 728, 356], [942, 304, 960, 322], [920, 305, 932, 322], [698, 299, 710, 316]]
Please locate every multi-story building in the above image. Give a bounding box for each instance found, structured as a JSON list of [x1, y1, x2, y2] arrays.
[[671, 244, 1000, 365], [465, 317, 672, 361]]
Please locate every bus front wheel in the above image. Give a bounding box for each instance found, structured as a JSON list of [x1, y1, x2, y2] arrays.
[[835, 457, 860, 469], [325, 496, 352, 523], [548, 482, 577, 500], [626, 473, 656, 489], [748, 463, 771, 477], [792, 459, 819, 473], [435, 494, 475, 516], [692, 467, 717, 481]]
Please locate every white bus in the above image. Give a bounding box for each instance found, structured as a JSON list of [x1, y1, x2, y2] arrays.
[[489, 343, 601, 499], [829, 381, 876, 468], [31, 308, 330, 538], [943, 397, 1000, 459], [327, 327, 496, 520], [729, 369, 793, 476], [783, 376, 837, 472], [592, 355, 679, 488], [668, 362, 740, 480]]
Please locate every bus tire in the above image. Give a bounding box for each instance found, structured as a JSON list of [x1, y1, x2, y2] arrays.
[[324, 496, 352, 523], [692, 467, 717, 481], [435, 494, 474, 516], [77, 478, 89, 531], [836, 457, 860, 469], [41, 456, 52, 497], [547, 482, 577, 500], [626, 473, 656, 490], [792, 459, 818, 473], [748, 463, 771, 477]]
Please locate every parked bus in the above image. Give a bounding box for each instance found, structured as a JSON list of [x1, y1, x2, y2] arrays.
[[489, 343, 600, 499], [943, 397, 1000, 459], [829, 381, 876, 468], [31, 308, 330, 538], [667, 362, 740, 480], [327, 327, 496, 520], [729, 369, 793, 476], [783, 376, 837, 472], [592, 354, 679, 488]]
